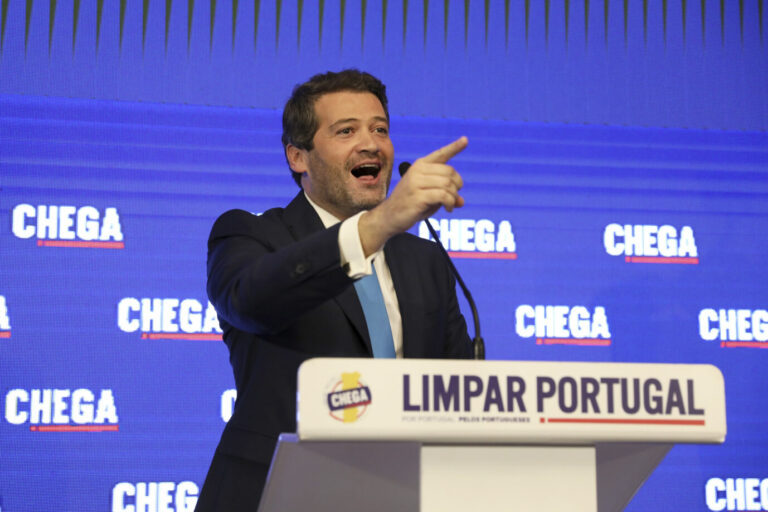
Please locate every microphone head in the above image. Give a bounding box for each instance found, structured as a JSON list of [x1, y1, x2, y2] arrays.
[[398, 161, 411, 177]]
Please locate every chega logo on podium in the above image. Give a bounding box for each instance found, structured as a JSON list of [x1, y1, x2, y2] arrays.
[[515, 305, 612, 347], [418, 218, 517, 259], [699, 308, 768, 349], [326, 372, 372, 423], [11, 204, 125, 249], [117, 298, 222, 341], [4, 388, 119, 432], [0, 295, 10, 339], [603, 223, 698, 264]]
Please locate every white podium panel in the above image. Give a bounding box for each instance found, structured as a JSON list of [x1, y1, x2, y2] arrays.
[[420, 445, 597, 511], [297, 359, 726, 444]]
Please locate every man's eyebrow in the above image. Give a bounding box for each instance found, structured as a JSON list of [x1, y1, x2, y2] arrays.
[[327, 116, 389, 130], [328, 118, 359, 130]]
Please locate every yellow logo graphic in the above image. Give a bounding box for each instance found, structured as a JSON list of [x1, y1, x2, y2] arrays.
[[327, 372, 372, 423]]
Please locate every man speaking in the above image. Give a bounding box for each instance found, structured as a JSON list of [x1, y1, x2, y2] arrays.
[[196, 69, 473, 511]]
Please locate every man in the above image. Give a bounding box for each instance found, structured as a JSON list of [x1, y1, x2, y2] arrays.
[[196, 69, 472, 511]]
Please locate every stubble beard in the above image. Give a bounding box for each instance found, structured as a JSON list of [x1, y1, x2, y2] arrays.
[[307, 153, 392, 220]]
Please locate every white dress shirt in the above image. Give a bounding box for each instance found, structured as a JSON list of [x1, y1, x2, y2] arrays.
[[304, 193, 403, 358]]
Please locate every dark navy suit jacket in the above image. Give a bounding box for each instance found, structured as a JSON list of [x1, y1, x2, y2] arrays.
[[205, 191, 472, 467]]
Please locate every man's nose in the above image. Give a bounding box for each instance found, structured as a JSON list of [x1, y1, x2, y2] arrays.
[[355, 130, 380, 153]]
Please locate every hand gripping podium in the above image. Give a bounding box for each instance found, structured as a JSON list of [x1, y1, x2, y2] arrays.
[[258, 359, 726, 512]]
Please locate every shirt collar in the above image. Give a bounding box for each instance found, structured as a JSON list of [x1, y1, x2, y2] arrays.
[[303, 192, 341, 229]]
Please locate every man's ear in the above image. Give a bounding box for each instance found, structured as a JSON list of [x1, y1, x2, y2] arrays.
[[285, 144, 309, 175]]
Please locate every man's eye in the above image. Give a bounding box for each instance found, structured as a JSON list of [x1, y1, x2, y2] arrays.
[[337, 127, 353, 135], [375, 127, 389, 135]]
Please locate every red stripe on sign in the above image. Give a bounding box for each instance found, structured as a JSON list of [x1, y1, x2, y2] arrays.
[[37, 240, 125, 249], [141, 333, 223, 341], [447, 251, 518, 260], [30, 425, 120, 432], [536, 338, 611, 346], [0, 332, 10, 338], [720, 341, 768, 349], [545, 418, 706, 426], [624, 256, 699, 264]]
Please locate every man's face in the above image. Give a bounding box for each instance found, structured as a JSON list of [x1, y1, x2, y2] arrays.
[[292, 91, 395, 220]]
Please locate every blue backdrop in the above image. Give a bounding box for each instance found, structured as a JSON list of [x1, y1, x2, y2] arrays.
[[1, 1, 767, 511]]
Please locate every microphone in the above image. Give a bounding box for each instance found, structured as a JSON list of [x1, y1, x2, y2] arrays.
[[399, 162, 485, 360], [397, 161, 413, 177]]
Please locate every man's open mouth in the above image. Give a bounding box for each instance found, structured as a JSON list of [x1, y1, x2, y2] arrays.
[[350, 162, 382, 179]]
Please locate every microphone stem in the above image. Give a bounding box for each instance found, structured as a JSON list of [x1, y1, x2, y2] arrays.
[[398, 161, 485, 360]]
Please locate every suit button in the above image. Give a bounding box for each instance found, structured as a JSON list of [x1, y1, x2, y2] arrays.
[[293, 262, 309, 276]]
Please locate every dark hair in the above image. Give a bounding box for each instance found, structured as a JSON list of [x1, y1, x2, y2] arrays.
[[282, 69, 389, 186]]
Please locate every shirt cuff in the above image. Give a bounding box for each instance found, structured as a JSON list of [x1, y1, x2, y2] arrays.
[[339, 211, 381, 279]]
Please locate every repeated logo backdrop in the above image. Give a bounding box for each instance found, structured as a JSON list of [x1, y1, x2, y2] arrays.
[[1, 1, 767, 511]]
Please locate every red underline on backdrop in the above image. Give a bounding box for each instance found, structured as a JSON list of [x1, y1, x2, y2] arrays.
[[625, 256, 698, 264], [0, 332, 10, 338], [141, 333, 223, 341], [37, 240, 125, 249], [30, 425, 120, 432], [544, 418, 706, 426], [448, 251, 517, 260], [536, 338, 611, 347], [720, 341, 768, 349]]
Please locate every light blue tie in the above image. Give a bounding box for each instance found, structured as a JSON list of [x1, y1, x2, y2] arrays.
[[353, 265, 396, 358]]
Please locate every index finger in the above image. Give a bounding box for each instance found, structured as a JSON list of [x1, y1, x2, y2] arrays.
[[421, 136, 468, 164]]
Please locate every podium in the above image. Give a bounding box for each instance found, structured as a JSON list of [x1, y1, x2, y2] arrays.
[[257, 359, 726, 512]]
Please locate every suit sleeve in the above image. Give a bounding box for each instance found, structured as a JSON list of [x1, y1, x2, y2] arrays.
[[206, 209, 354, 335]]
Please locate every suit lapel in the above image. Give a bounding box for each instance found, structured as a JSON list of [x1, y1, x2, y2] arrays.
[[282, 192, 325, 240], [384, 236, 420, 358], [282, 193, 372, 355], [333, 283, 373, 355]]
